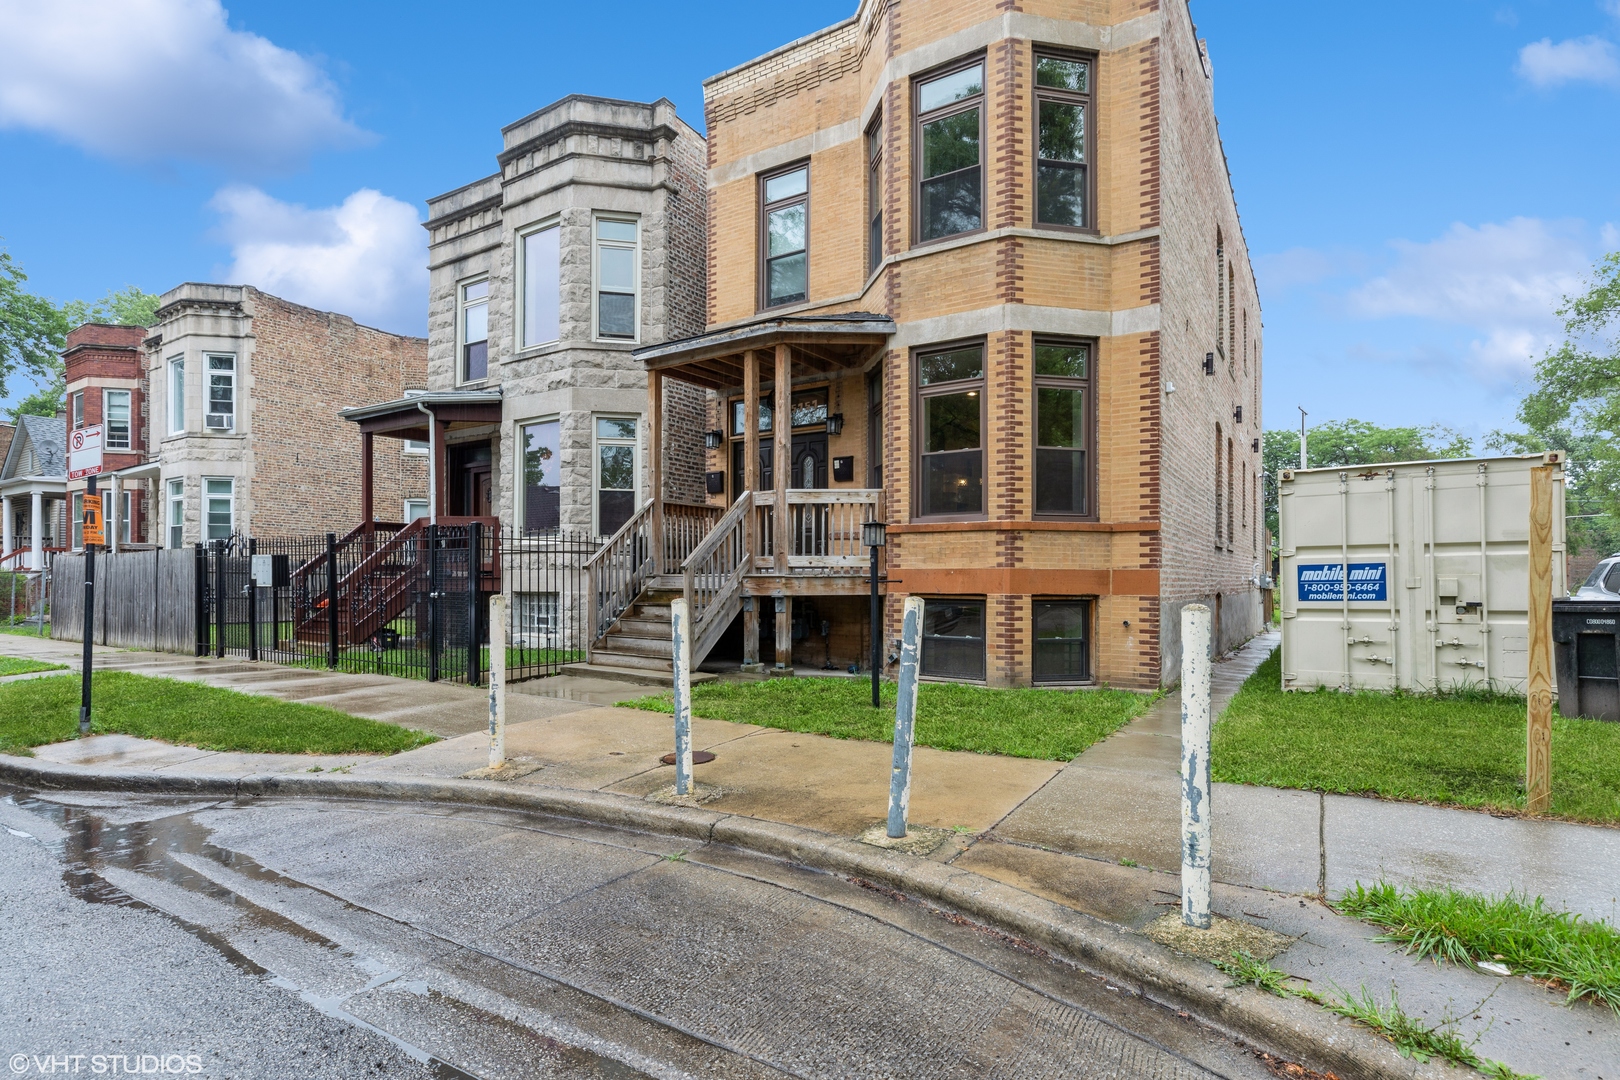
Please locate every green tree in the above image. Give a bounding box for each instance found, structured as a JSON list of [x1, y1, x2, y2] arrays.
[[1261, 420, 1473, 543], [1492, 251, 1620, 557]]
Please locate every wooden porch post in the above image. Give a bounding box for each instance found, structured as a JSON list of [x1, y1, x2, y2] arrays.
[[775, 595, 793, 671], [743, 351, 760, 494], [774, 343, 791, 575], [648, 367, 664, 574], [434, 419, 450, 518], [361, 430, 374, 527]]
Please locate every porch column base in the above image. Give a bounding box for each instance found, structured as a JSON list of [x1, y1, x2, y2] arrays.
[[738, 662, 766, 674]]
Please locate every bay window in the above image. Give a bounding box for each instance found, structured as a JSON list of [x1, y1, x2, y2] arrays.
[[916, 343, 984, 517], [867, 116, 883, 273], [104, 390, 131, 449], [760, 164, 809, 308], [205, 477, 234, 541], [206, 354, 235, 430], [594, 416, 638, 536], [169, 357, 185, 434], [521, 223, 560, 348], [1034, 341, 1091, 517], [168, 479, 184, 548], [915, 59, 984, 242]]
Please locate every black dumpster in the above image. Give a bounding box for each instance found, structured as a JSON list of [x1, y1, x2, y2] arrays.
[[1553, 598, 1620, 721]]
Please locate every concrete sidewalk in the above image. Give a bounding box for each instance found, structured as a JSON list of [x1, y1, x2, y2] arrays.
[[3, 629, 1617, 1077]]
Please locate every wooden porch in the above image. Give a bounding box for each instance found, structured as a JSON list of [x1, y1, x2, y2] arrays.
[[583, 313, 895, 674]]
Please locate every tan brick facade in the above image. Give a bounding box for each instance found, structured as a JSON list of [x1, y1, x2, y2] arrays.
[[693, 0, 1262, 687]]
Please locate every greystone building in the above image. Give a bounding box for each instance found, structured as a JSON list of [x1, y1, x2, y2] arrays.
[[343, 95, 708, 541]]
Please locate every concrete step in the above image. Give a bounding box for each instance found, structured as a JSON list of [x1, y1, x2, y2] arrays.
[[587, 647, 673, 672], [596, 635, 673, 659], [559, 662, 716, 686]]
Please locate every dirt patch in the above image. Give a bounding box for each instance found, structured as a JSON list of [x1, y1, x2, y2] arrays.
[[855, 823, 954, 857], [645, 781, 727, 806], [459, 758, 548, 782], [1143, 911, 1294, 963]]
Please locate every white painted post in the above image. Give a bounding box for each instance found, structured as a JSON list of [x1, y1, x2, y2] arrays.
[[487, 593, 507, 770], [2, 495, 12, 558], [671, 597, 693, 795], [29, 489, 43, 571], [886, 595, 924, 838], [1181, 603, 1213, 929]]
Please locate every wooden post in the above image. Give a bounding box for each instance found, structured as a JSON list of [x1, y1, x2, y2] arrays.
[[488, 592, 506, 770], [647, 368, 664, 574], [361, 430, 374, 527], [775, 595, 792, 671], [434, 419, 450, 518], [744, 350, 760, 494], [774, 343, 791, 575], [742, 596, 760, 670], [1527, 463, 1554, 815]]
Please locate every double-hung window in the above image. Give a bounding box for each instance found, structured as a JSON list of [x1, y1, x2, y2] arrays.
[[461, 279, 489, 381], [760, 164, 809, 308], [104, 390, 131, 449], [71, 391, 84, 429], [205, 477, 234, 541], [168, 357, 185, 434], [916, 344, 984, 517], [1033, 599, 1091, 683], [1034, 341, 1091, 517], [594, 417, 638, 536], [167, 479, 184, 549], [594, 218, 638, 340], [915, 59, 984, 242], [117, 490, 131, 545], [521, 418, 561, 533], [867, 117, 883, 273], [205, 354, 235, 431], [921, 598, 986, 681], [521, 222, 560, 349], [72, 493, 84, 549], [1034, 52, 1092, 228]]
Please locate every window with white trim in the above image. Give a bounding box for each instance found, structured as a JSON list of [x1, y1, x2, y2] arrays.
[[404, 438, 428, 455], [521, 222, 561, 348], [521, 418, 561, 533], [461, 279, 489, 382], [104, 390, 131, 449], [118, 490, 132, 545], [594, 416, 638, 536], [594, 217, 638, 341], [206, 355, 235, 431], [405, 498, 429, 521], [71, 492, 84, 549], [71, 391, 84, 429], [205, 477, 233, 541], [168, 357, 185, 434], [168, 479, 184, 549]]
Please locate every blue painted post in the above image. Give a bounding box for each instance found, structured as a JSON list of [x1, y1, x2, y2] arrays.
[[886, 595, 924, 838], [671, 597, 693, 795], [487, 592, 507, 770], [1181, 603, 1213, 928]]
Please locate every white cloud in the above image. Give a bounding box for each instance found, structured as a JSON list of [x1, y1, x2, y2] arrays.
[[1346, 218, 1591, 381], [0, 0, 366, 169], [1517, 35, 1620, 87], [211, 186, 426, 334]]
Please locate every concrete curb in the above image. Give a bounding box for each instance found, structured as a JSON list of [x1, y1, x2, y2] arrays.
[[0, 755, 1450, 1080]]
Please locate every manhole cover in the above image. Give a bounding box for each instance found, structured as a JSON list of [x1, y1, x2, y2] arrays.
[[660, 750, 717, 765]]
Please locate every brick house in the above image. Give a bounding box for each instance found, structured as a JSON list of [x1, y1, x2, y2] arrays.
[[126, 285, 429, 547], [60, 323, 149, 548], [340, 95, 708, 544], [620, 0, 1262, 688]]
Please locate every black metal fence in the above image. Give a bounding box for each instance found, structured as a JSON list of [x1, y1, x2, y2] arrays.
[[195, 525, 598, 685]]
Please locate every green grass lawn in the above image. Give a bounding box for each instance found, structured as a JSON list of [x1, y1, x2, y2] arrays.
[[619, 676, 1158, 760], [0, 656, 65, 677], [1214, 648, 1620, 823], [0, 671, 437, 757]]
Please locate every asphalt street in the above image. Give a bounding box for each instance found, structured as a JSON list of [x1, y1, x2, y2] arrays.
[[0, 788, 1289, 1080]]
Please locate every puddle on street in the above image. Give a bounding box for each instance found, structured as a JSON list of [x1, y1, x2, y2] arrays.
[[1, 789, 650, 1080]]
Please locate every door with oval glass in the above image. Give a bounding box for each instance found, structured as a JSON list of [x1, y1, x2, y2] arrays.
[[790, 431, 828, 557]]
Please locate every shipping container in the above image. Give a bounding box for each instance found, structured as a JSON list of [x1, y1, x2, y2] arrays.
[[1278, 453, 1565, 693]]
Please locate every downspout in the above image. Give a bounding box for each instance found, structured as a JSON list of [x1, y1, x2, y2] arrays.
[[417, 401, 436, 526]]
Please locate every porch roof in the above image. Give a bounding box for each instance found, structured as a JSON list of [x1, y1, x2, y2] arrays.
[[632, 312, 894, 390], [339, 389, 503, 438]]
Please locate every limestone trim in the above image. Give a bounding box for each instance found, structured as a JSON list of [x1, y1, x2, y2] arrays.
[[890, 303, 1160, 350]]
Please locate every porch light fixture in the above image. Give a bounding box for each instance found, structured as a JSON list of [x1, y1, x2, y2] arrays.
[[1233, 405, 1243, 424], [704, 429, 724, 450], [825, 413, 844, 436], [1252, 437, 1260, 453], [863, 519, 887, 708], [1203, 352, 1216, 376]]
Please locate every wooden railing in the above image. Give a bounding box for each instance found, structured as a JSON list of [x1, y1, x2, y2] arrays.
[[0, 546, 64, 571], [585, 499, 655, 646], [662, 500, 721, 573], [681, 492, 752, 663], [752, 490, 881, 570]]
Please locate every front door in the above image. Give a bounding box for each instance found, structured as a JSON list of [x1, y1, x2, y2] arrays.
[[791, 432, 827, 489], [468, 466, 493, 517], [731, 442, 774, 502]]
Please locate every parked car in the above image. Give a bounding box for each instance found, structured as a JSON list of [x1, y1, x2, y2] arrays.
[[1573, 555, 1620, 600]]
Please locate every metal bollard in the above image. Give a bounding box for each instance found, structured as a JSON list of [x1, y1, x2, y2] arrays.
[[671, 597, 694, 796], [1180, 603, 1213, 929], [887, 595, 924, 838], [488, 593, 507, 770]]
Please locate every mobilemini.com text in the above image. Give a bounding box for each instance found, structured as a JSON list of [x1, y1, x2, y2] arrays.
[[9, 1054, 205, 1075]]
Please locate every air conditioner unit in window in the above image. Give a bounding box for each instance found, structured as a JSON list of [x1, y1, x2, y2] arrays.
[[205, 413, 232, 431]]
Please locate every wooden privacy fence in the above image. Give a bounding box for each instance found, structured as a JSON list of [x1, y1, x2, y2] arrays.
[[52, 549, 197, 653]]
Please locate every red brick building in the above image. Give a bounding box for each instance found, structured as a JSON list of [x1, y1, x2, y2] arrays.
[[63, 323, 148, 546]]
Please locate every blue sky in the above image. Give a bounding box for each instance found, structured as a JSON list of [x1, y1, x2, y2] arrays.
[[1, 0, 1616, 445]]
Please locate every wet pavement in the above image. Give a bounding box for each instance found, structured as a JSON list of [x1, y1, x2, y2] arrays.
[[0, 788, 1278, 1080]]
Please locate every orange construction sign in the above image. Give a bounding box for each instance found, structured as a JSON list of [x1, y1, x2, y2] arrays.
[[82, 494, 104, 547]]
